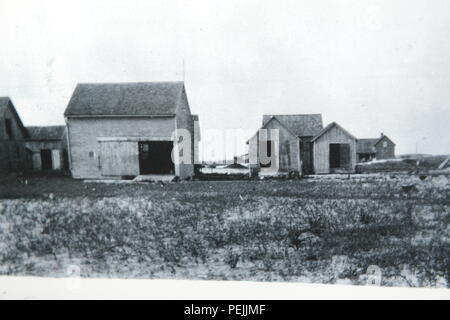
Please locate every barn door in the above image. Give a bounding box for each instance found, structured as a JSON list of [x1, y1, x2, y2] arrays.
[[340, 144, 351, 169], [40, 149, 52, 171], [99, 141, 139, 176], [138, 141, 174, 175], [329, 144, 340, 169], [300, 138, 313, 174]]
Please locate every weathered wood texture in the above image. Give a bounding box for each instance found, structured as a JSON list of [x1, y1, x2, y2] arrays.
[[67, 117, 176, 179], [174, 87, 195, 178], [99, 141, 139, 176], [24, 141, 66, 171], [313, 125, 356, 174]]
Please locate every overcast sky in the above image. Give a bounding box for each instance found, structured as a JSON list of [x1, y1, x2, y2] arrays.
[[0, 0, 449, 160]]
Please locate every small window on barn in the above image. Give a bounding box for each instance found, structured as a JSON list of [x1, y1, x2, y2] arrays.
[[383, 141, 388, 148], [89, 151, 95, 158], [5, 119, 13, 139]]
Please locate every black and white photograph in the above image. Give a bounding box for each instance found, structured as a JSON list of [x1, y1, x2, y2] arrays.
[[0, 0, 449, 301]]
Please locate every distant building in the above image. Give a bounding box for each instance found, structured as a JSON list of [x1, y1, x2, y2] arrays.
[[0, 97, 29, 175], [356, 134, 396, 162], [25, 126, 68, 171], [248, 112, 397, 175], [64, 82, 200, 180], [247, 114, 323, 176]]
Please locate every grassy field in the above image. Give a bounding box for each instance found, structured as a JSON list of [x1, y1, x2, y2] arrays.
[[0, 174, 448, 287]]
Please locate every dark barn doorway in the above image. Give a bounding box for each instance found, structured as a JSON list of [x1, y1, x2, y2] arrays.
[[40, 149, 53, 171], [300, 138, 314, 174], [138, 141, 175, 175], [330, 143, 350, 169]]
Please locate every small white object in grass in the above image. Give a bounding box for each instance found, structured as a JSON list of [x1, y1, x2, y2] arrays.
[[48, 193, 54, 200], [239, 195, 244, 200]]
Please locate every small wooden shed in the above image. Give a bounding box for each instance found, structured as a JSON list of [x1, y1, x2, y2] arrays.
[[25, 126, 68, 171], [312, 122, 357, 174], [247, 114, 323, 176]]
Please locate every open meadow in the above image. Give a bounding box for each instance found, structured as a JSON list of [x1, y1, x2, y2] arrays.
[[0, 174, 448, 287]]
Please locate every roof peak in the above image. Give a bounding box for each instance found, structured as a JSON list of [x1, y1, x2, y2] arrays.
[[65, 81, 187, 117], [312, 121, 357, 142], [262, 114, 323, 137]]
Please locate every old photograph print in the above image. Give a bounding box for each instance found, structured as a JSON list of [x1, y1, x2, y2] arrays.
[[0, 0, 449, 289]]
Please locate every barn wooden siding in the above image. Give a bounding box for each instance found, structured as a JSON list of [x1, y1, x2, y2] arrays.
[[24, 141, 66, 171], [0, 142, 28, 174], [265, 118, 300, 172], [313, 124, 357, 174], [67, 117, 177, 179], [174, 87, 196, 177], [99, 140, 139, 176]]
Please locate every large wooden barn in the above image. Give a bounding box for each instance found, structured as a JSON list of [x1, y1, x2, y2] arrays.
[[247, 114, 324, 176], [64, 82, 199, 180]]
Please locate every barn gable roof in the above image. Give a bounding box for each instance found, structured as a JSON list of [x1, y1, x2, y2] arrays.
[[262, 114, 323, 137], [262, 116, 299, 138], [64, 82, 186, 117], [246, 116, 298, 144], [311, 122, 357, 142], [374, 135, 395, 147], [0, 97, 28, 138], [26, 126, 66, 141]]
